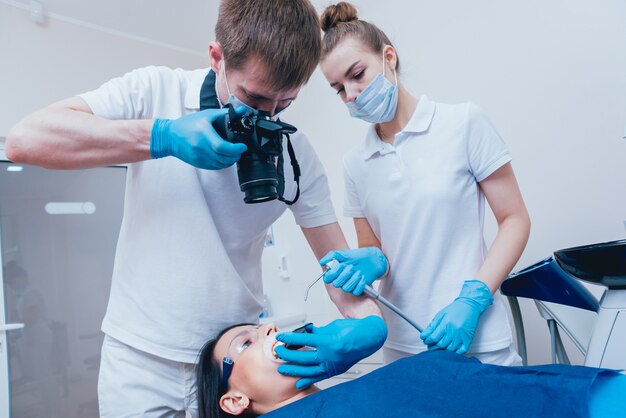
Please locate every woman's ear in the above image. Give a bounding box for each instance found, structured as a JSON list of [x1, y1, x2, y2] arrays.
[[220, 391, 250, 416], [383, 45, 398, 71]]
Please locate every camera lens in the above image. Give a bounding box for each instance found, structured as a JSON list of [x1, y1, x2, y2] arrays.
[[243, 183, 278, 203], [237, 154, 279, 204]]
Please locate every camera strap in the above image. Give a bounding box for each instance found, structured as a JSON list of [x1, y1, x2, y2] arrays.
[[199, 69, 220, 110], [277, 134, 301, 205]]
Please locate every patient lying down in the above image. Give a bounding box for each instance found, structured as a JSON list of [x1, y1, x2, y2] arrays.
[[197, 322, 626, 418]]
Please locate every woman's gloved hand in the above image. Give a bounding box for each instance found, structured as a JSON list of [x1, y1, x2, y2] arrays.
[[274, 315, 387, 389], [150, 107, 247, 169], [319, 247, 388, 296], [420, 280, 493, 354]]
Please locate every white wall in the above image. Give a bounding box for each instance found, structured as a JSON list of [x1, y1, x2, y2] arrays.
[[2, 0, 626, 366], [0, 1, 210, 134], [263, 0, 626, 365]]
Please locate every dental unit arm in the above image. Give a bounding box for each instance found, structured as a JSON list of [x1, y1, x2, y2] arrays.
[[363, 285, 424, 333], [303, 260, 424, 333]]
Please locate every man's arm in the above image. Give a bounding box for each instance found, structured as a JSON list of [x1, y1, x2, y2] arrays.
[[6, 96, 245, 171], [5, 97, 153, 169], [301, 222, 383, 319]]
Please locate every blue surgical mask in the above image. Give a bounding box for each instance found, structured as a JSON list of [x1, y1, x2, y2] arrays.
[[219, 61, 289, 119], [218, 63, 258, 118], [346, 51, 398, 123]]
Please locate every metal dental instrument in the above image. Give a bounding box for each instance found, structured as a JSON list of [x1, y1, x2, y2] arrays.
[[302, 259, 423, 333], [363, 285, 424, 333], [303, 260, 339, 301]]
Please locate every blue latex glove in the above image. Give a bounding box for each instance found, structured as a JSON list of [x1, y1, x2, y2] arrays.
[[319, 247, 388, 296], [420, 280, 493, 354], [150, 107, 247, 169], [274, 315, 387, 389]]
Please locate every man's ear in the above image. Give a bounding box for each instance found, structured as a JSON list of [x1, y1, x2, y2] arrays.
[[220, 391, 250, 416], [208, 42, 223, 74]]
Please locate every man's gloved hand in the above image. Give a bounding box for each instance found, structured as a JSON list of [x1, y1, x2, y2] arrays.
[[319, 247, 388, 296], [150, 107, 247, 169], [420, 280, 493, 354], [274, 315, 387, 389]]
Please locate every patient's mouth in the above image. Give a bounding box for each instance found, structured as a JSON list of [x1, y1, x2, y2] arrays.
[[263, 334, 288, 363]]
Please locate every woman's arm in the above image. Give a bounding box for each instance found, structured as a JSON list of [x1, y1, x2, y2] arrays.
[[475, 162, 531, 293], [301, 222, 383, 318], [353, 217, 381, 248], [353, 218, 390, 277]]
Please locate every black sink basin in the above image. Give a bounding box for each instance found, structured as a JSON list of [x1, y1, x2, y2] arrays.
[[554, 239, 626, 289]]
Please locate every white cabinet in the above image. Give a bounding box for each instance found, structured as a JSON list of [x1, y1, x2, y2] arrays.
[[0, 157, 126, 418]]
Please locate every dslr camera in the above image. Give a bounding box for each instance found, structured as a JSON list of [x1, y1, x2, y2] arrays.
[[213, 105, 301, 205]]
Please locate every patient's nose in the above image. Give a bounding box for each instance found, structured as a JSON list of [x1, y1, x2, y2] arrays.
[[260, 323, 278, 337]]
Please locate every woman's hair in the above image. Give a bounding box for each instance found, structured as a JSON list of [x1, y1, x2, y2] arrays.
[[197, 323, 257, 418], [320, 2, 400, 71]]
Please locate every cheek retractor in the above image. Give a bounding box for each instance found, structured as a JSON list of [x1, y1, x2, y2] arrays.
[[263, 334, 288, 363]]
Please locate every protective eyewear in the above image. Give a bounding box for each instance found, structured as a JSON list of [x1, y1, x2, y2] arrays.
[[222, 325, 262, 389], [221, 323, 312, 389]]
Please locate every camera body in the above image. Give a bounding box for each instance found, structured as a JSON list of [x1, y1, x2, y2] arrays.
[[213, 105, 298, 204]]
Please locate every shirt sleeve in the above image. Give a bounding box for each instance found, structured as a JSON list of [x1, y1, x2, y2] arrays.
[[287, 133, 338, 228], [465, 103, 512, 182], [78, 66, 163, 120], [342, 154, 365, 218]]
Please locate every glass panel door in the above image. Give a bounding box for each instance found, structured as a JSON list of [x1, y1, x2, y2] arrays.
[[0, 161, 125, 418]]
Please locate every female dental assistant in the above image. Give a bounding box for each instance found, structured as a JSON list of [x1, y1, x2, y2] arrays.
[[316, 2, 531, 366]]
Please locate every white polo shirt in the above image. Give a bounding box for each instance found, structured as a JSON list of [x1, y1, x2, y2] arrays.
[[79, 66, 337, 363], [343, 95, 513, 353]]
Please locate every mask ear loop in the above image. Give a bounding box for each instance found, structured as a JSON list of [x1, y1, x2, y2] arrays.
[[223, 62, 234, 99], [382, 47, 398, 86], [216, 56, 237, 109], [215, 59, 228, 108]]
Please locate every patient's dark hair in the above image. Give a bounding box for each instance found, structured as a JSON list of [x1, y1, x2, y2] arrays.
[[197, 323, 257, 418]]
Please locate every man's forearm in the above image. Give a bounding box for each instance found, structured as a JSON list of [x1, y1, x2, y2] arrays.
[[5, 97, 153, 169]]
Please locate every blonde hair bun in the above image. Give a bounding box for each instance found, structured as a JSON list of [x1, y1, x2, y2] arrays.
[[320, 2, 359, 32]]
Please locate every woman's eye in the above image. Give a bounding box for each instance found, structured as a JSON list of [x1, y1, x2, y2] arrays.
[[241, 338, 253, 351], [354, 70, 364, 79], [336, 87, 345, 95]]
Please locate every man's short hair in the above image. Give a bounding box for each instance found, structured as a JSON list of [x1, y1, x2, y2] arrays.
[[215, 0, 322, 91]]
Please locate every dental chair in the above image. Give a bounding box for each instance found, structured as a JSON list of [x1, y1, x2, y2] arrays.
[[501, 239, 626, 370]]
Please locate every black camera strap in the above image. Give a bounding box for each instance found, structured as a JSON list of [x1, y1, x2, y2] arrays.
[[277, 133, 301, 205], [199, 70, 220, 110]]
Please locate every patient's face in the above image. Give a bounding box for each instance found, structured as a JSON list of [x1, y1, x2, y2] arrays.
[[214, 323, 300, 407]]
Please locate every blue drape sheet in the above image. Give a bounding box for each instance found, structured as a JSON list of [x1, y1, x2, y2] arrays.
[[263, 350, 617, 418]]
